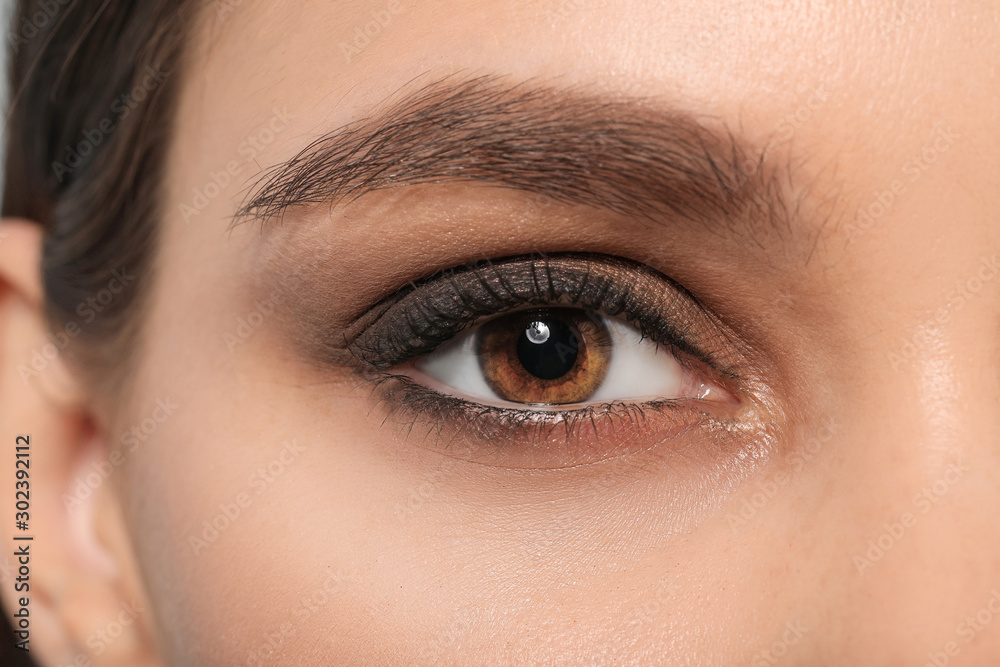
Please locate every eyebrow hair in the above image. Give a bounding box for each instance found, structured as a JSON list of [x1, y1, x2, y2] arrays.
[[233, 74, 795, 243]]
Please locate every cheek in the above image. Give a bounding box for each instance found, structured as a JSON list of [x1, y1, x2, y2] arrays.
[[122, 226, 779, 663], [117, 369, 763, 663], [118, 372, 385, 661], [120, 331, 541, 661]]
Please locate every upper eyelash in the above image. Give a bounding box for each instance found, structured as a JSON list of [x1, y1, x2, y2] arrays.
[[327, 252, 749, 454], [344, 252, 733, 379]]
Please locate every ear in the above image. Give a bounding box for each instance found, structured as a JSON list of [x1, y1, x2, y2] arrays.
[[0, 219, 161, 667]]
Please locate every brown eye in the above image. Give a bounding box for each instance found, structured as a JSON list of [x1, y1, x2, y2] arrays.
[[477, 309, 612, 404]]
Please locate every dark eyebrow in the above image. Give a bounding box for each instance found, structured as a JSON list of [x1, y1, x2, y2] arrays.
[[233, 74, 794, 241]]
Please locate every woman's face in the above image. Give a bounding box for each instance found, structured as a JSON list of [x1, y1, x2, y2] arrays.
[[32, 0, 1000, 664]]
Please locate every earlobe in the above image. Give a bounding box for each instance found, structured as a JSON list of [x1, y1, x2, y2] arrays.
[[0, 218, 161, 666]]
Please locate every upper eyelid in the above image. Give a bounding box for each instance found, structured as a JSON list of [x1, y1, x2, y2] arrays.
[[346, 253, 638, 363], [342, 253, 740, 379]]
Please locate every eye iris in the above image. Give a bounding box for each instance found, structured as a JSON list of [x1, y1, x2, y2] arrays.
[[517, 319, 578, 380], [478, 309, 611, 405]]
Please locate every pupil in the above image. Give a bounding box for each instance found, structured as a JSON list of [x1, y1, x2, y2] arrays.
[[516, 316, 578, 380]]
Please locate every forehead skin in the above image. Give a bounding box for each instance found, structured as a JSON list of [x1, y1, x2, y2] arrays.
[[117, 0, 1000, 664]]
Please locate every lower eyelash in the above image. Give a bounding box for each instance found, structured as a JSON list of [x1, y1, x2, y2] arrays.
[[333, 253, 754, 465], [361, 371, 725, 459]]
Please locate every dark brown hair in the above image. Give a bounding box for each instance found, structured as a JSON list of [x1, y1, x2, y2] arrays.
[[3, 0, 201, 394]]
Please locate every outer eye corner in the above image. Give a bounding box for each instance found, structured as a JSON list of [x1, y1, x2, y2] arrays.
[[346, 253, 756, 467]]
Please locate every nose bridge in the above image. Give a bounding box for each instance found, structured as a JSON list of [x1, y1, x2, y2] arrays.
[[828, 252, 1000, 655], [911, 330, 973, 472], [905, 256, 1000, 474], [849, 243, 1000, 479]]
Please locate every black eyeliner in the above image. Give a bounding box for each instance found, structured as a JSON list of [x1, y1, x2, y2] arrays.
[[344, 252, 734, 378]]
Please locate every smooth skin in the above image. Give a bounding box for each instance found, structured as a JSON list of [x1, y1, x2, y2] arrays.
[[3, 0, 1000, 664]]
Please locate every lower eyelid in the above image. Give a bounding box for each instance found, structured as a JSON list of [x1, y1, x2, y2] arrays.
[[365, 372, 744, 469], [348, 371, 753, 471], [335, 252, 757, 467]]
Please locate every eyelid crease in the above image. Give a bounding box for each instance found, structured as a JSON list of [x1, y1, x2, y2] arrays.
[[283, 250, 777, 469]]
